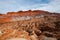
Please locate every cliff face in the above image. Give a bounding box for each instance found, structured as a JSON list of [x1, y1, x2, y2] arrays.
[[0, 10, 60, 40]]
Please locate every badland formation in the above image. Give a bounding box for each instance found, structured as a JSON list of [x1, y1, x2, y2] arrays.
[[0, 10, 60, 40]]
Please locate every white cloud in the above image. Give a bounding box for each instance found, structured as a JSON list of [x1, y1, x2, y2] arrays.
[[0, 0, 60, 13], [32, 0, 60, 13], [17, 0, 60, 13]]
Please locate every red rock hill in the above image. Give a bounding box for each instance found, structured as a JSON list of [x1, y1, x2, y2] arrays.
[[0, 10, 60, 23]]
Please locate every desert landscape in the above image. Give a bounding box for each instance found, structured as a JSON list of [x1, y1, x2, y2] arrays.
[[0, 10, 60, 40]]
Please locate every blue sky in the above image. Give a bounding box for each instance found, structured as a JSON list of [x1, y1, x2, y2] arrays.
[[0, 0, 60, 13]]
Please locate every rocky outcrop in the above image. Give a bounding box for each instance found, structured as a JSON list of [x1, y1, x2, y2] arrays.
[[0, 10, 60, 40]]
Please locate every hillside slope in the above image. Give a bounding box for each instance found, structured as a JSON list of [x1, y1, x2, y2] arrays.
[[0, 10, 60, 40]]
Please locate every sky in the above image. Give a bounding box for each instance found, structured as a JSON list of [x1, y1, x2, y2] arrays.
[[0, 0, 60, 14]]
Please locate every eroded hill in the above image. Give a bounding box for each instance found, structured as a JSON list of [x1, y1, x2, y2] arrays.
[[0, 10, 60, 40]]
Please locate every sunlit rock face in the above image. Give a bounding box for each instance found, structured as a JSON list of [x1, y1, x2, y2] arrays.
[[12, 16, 32, 21], [0, 10, 60, 40]]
